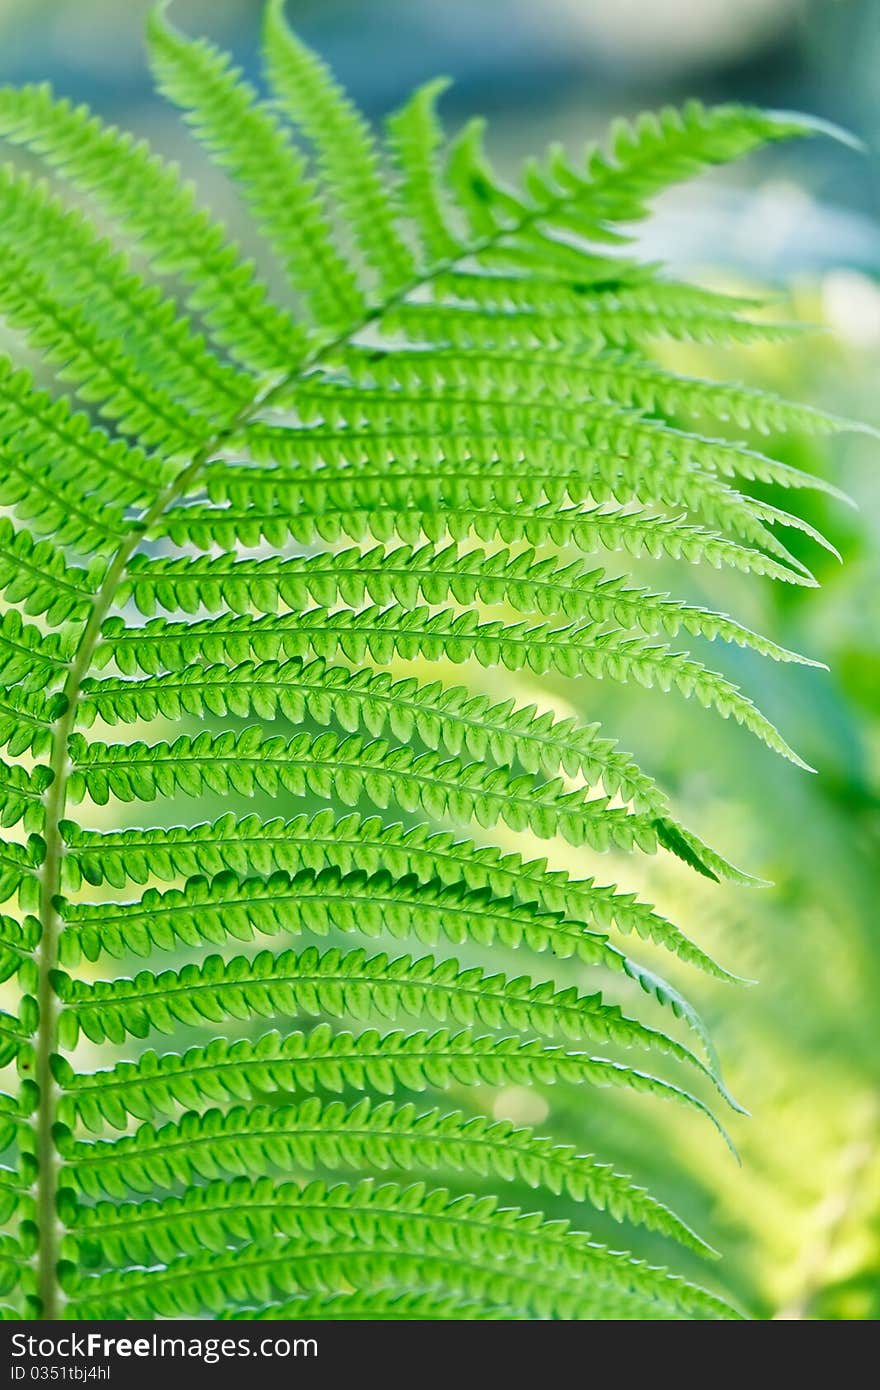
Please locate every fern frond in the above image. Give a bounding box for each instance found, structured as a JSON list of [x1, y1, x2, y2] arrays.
[[0, 165, 248, 422], [443, 118, 522, 240], [385, 79, 460, 264], [262, 0, 415, 298], [0, 85, 306, 372], [0, 610, 72, 692], [53, 1025, 724, 1138], [66, 1224, 737, 1321], [438, 273, 759, 317], [63, 1177, 733, 1319], [96, 609, 809, 768], [0, 838, 41, 909], [60, 811, 740, 977], [0, 912, 39, 992], [0, 763, 52, 833], [61, 726, 717, 851], [56, 861, 724, 1076], [330, 343, 854, 495], [459, 347, 864, 448], [228, 406, 820, 573], [0, 422, 129, 560], [0, 520, 101, 627], [500, 101, 808, 252], [227, 1288, 509, 1320], [56, 947, 712, 1096], [71, 727, 666, 855], [0, 251, 214, 455], [131, 542, 818, 669], [63, 1095, 711, 1254], [0, 3, 840, 1320], [382, 297, 803, 351], [0, 358, 175, 518], [126, 530, 802, 639], [77, 657, 668, 812], [158, 491, 811, 583], [0, 689, 57, 759], [146, 7, 366, 336], [57, 865, 636, 981]]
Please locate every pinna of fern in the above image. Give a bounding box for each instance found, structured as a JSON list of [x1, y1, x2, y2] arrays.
[[0, 0, 858, 1321]]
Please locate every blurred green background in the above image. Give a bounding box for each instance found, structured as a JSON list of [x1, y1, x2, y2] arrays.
[[3, 0, 877, 1320]]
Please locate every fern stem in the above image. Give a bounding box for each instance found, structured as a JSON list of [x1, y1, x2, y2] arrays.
[[31, 301, 415, 1316], [36, 512, 201, 1316], [35, 546, 133, 1318], [34, 435, 259, 1315]]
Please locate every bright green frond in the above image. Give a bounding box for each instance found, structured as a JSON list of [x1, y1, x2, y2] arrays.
[[226, 1288, 508, 1319], [56, 945, 711, 1092], [0, 248, 212, 454], [52, 1024, 724, 1138], [60, 811, 739, 977], [262, 0, 416, 297], [61, 725, 709, 852], [232, 419, 814, 575], [513, 101, 808, 240], [382, 296, 803, 352], [332, 343, 852, 498], [57, 863, 634, 979], [97, 605, 808, 767], [62, 1176, 733, 1319], [0, 357, 176, 517], [66, 1225, 736, 1320], [0, 518, 102, 627], [69, 877, 721, 1080], [0, 3, 840, 1322], [385, 79, 460, 264], [0, 83, 306, 372], [0, 762, 52, 833], [63, 1095, 711, 1254], [0, 610, 72, 694], [0, 165, 248, 423], [57, 856, 722, 1077], [0, 837, 42, 909], [78, 655, 666, 812], [146, 8, 366, 335], [157, 493, 810, 583]]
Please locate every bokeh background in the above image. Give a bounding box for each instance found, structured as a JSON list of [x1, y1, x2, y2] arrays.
[[2, 0, 877, 1319]]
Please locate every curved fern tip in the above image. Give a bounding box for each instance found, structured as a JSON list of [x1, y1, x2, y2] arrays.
[[784, 750, 818, 775], [419, 75, 454, 104], [264, 0, 294, 40], [855, 419, 880, 441], [714, 1117, 740, 1163], [765, 108, 868, 154], [721, 1087, 750, 1119], [147, 0, 174, 28]]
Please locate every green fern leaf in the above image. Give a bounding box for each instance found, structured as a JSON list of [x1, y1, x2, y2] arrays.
[[0, 0, 842, 1320], [59, 811, 741, 977], [52, 1025, 726, 1139], [0, 86, 306, 373], [262, 0, 416, 298], [62, 1095, 712, 1254], [62, 1177, 734, 1318], [146, 7, 366, 336], [385, 79, 460, 264]]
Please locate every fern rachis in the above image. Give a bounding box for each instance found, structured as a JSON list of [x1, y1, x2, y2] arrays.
[[0, 0, 852, 1320]]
